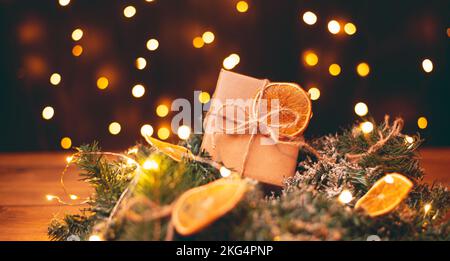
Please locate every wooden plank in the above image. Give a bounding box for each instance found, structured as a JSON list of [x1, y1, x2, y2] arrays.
[[0, 150, 448, 241]]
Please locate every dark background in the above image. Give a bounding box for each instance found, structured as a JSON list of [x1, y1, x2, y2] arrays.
[[0, 0, 449, 151]]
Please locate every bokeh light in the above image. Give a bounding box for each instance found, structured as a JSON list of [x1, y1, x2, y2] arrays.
[[58, 0, 71, 7], [97, 77, 109, 90], [360, 121, 374, 134], [302, 11, 317, 25], [338, 190, 353, 204], [123, 6, 136, 18], [202, 31, 215, 44], [198, 91, 211, 104], [303, 51, 318, 66], [157, 127, 170, 140], [72, 45, 83, 56], [417, 117, 428, 129], [356, 62, 370, 77], [143, 159, 158, 170], [344, 23, 357, 35], [71, 28, 83, 41], [42, 106, 55, 120], [329, 63, 341, 76], [132, 84, 146, 98], [156, 104, 169, 117], [135, 57, 147, 70], [308, 87, 320, 101], [354, 102, 368, 116], [236, 1, 249, 13], [220, 166, 232, 178], [140, 124, 154, 137], [60, 137, 72, 149], [108, 122, 121, 135], [146, 39, 159, 51], [422, 59, 433, 73], [327, 20, 341, 34], [50, 73, 61, 86], [177, 125, 191, 140], [192, 37, 204, 48], [223, 53, 240, 70]]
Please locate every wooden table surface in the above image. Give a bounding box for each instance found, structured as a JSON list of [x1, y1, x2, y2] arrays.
[[0, 150, 449, 241]]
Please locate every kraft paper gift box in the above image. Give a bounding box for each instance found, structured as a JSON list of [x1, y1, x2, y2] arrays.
[[201, 69, 300, 186]]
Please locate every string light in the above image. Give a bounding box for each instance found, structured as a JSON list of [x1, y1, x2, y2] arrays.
[[236, 1, 249, 13], [338, 190, 353, 204], [140, 124, 154, 137], [132, 84, 146, 98], [303, 51, 318, 66], [97, 77, 109, 90], [202, 31, 215, 44], [88, 235, 103, 241], [143, 159, 159, 170], [356, 62, 370, 77], [308, 87, 320, 101], [417, 116, 428, 129], [66, 156, 73, 163], [156, 104, 169, 117], [146, 39, 159, 51], [405, 135, 414, 144], [69, 194, 78, 200], [360, 121, 374, 134], [354, 102, 368, 116], [192, 37, 204, 48], [123, 6, 136, 18], [328, 63, 341, 76], [72, 45, 83, 56], [384, 174, 394, 184], [198, 91, 211, 104], [157, 127, 170, 140], [42, 106, 55, 120], [71, 28, 83, 41], [60, 137, 72, 149], [177, 125, 191, 140], [327, 20, 341, 34], [424, 203, 432, 215], [50, 73, 61, 86], [344, 23, 357, 35], [135, 57, 147, 70], [302, 11, 317, 25], [58, 0, 71, 7], [421, 59, 433, 73], [223, 53, 240, 70], [108, 122, 121, 135], [46, 194, 56, 201], [220, 166, 232, 178]]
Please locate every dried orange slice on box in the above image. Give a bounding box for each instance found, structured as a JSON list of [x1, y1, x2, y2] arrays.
[[172, 178, 248, 236], [144, 136, 194, 162], [355, 173, 413, 217], [257, 83, 312, 138]]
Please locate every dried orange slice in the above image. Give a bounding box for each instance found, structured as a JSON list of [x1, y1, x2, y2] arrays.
[[355, 173, 413, 217], [144, 136, 194, 162], [172, 178, 248, 236], [257, 82, 312, 138]]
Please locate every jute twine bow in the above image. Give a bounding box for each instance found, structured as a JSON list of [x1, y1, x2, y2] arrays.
[[206, 83, 320, 175], [345, 115, 404, 163]]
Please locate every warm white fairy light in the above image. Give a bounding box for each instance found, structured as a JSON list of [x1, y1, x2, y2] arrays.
[[220, 166, 232, 178], [405, 135, 414, 144], [58, 0, 71, 7], [344, 23, 357, 35], [140, 124, 154, 137], [360, 121, 374, 134], [146, 39, 159, 51], [66, 156, 73, 163], [50, 73, 62, 85], [46, 194, 56, 201], [177, 125, 191, 140], [422, 59, 433, 73], [132, 84, 146, 98], [123, 6, 136, 18], [202, 31, 215, 44], [108, 122, 121, 135], [308, 87, 320, 101], [135, 57, 147, 70], [143, 159, 159, 170], [354, 102, 368, 116], [88, 234, 103, 241], [338, 190, 353, 204], [42, 106, 55, 120], [223, 53, 240, 70], [302, 11, 317, 25], [424, 203, 432, 215], [71, 28, 83, 41], [69, 194, 78, 200], [384, 174, 394, 184], [327, 20, 341, 34]]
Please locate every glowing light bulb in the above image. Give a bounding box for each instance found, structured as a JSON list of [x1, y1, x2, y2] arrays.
[[384, 175, 394, 184], [71, 28, 83, 41], [135, 57, 147, 70], [327, 20, 341, 34], [220, 167, 232, 178], [69, 194, 78, 200], [177, 125, 191, 140], [140, 124, 154, 137], [417, 117, 428, 129], [42, 106, 55, 120], [192, 37, 204, 48], [338, 190, 353, 204], [146, 39, 159, 51], [422, 59, 433, 73], [66, 156, 73, 163], [236, 1, 249, 13], [72, 45, 83, 56], [354, 102, 368, 116], [304, 51, 319, 66], [143, 159, 159, 170], [60, 137, 72, 149], [344, 23, 357, 35], [97, 77, 109, 90], [58, 0, 71, 7], [424, 203, 432, 214], [132, 84, 146, 98], [108, 122, 121, 135], [360, 121, 374, 134], [329, 64, 341, 76], [198, 92, 211, 104], [156, 104, 169, 117], [302, 11, 317, 25], [202, 31, 215, 44], [123, 6, 136, 18], [157, 127, 170, 140], [308, 87, 320, 101], [356, 62, 370, 77], [50, 73, 61, 85], [88, 235, 102, 241]]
